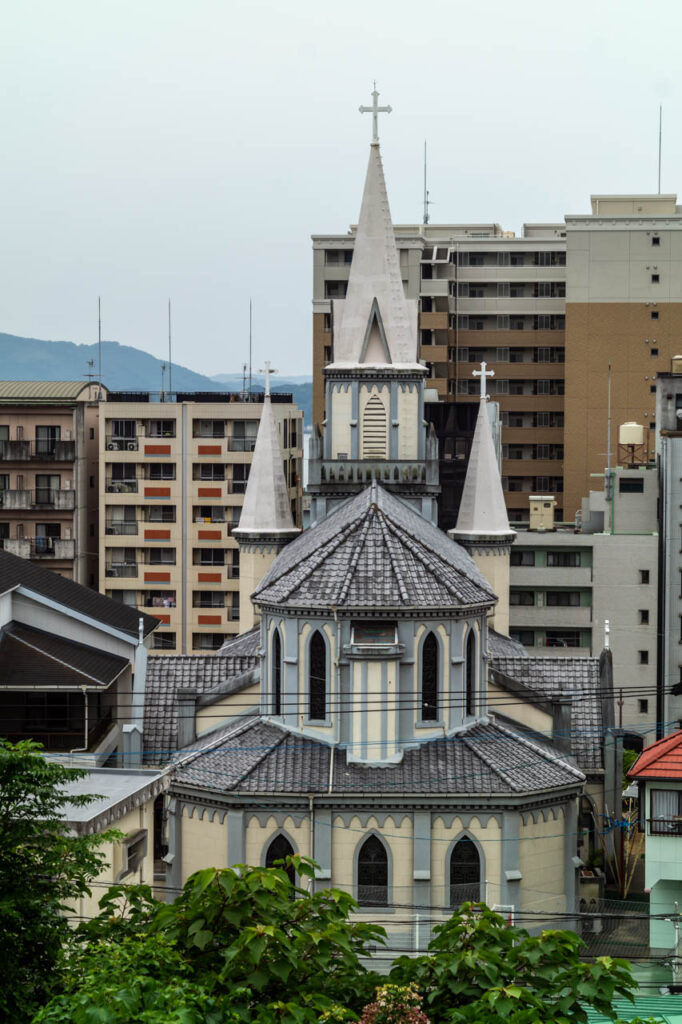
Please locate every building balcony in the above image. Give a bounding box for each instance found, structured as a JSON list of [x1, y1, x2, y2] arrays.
[[456, 265, 566, 282], [105, 436, 139, 452], [227, 437, 257, 453], [0, 440, 77, 461], [0, 489, 31, 509], [457, 297, 565, 314], [511, 567, 592, 588], [104, 521, 139, 536], [29, 538, 76, 559], [33, 488, 76, 510], [105, 479, 139, 494], [105, 563, 138, 578], [509, 605, 592, 628]]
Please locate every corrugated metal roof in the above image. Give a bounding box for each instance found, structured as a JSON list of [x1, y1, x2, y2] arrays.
[[584, 995, 682, 1022], [0, 381, 100, 402]]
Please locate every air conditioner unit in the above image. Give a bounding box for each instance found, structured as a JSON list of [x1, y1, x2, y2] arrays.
[[127, 442, 137, 451], [106, 568, 118, 577], [105, 527, 114, 535], [106, 442, 117, 451]]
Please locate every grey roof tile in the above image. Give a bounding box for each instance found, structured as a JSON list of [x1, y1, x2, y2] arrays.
[[490, 655, 603, 772], [254, 483, 495, 612], [0, 621, 129, 687], [488, 629, 528, 658], [217, 627, 260, 657]]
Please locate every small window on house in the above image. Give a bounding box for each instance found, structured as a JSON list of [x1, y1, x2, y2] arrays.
[[510, 591, 534, 606], [639, 650, 649, 665], [511, 550, 535, 567], [351, 622, 397, 645], [118, 830, 148, 879], [465, 630, 476, 716], [652, 274, 660, 283], [639, 610, 650, 625], [357, 835, 388, 906], [638, 699, 649, 714], [649, 789, 682, 834], [652, 236, 661, 246], [651, 311, 659, 320], [651, 348, 659, 357], [619, 477, 644, 494], [153, 633, 176, 650], [640, 569, 650, 584]]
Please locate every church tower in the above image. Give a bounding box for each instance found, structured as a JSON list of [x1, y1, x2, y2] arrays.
[[233, 365, 300, 631], [308, 89, 439, 526], [449, 363, 516, 634]]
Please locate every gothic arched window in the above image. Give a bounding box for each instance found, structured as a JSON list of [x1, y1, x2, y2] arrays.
[[421, 632, 439, 721], [265, 833, 295, 885], [465, 630, 476, 717], [309, 630, 327, 721], [273, 629, 282, 715], [449, 837, 481, 907], [357, 835, 388, 906]]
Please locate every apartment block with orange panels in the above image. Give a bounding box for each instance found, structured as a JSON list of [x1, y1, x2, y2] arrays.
[[0, 381, 103, 584], [99, 391, 303, 654], [312, 223, 568, 526]]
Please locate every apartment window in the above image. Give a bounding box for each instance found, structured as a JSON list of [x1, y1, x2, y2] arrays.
[[193, 505, 225, 523], [148, 506, 176, 522], [231, 420, 258, 452], [232, 464, 250, 494], [196, 464, 225, 481], [639, 699, 649, 714], [639, 609, 650, 625], [511, 629, 535, 647], [195, 548, 226, 565], [108, 590, 137, 607], [652, 236, 661, 246], [545, 630, 581, 648], [147, 548, 175, 565], [194, 419, 225, 438], [619, 477, 644, 493], [639, 650, 649, 665], [510, 315, 525, 330], [546, 551, 581, 568], [147, 420, 175, 438], [651, 385, 657, 393], [510, 590, 534, 606], [145, 590, 176, 607], [89, 427, 95, 440], [651, 348, 659, 357], [651, 311, 659, 320], [546, 591, 580, 607], [153, 633, 176, 650], [148, 464, 175, 480], [652, 274, 660, 284], [35, 474, 60, 504], [109, 419, 137, 440], [511, 550, 535, 567], [193, 633, 225, 651], [325, 280, 348, 299], [640, 569, 650, 584], [193, 591, 225, 608]]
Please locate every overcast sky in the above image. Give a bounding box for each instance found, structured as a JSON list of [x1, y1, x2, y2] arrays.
[[0, 0, 679, 377]]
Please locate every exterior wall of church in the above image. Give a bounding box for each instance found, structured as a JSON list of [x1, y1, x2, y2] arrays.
[[519, 808, 568, 917], [246, 813, 311, 865], [195, 683, 261, 737], [181, 806, 227, 878], [396, 385, 419, 460], [330, 383, 353, 459], [431, 813, 502, 908]]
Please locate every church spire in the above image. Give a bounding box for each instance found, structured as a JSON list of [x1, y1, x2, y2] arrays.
[[233, 363, 300, 630], [449, 363, 515, 635], [331, 88, 418, 366]]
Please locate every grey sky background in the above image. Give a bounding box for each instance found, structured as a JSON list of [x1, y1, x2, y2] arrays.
[[0, 0, 679, 377]]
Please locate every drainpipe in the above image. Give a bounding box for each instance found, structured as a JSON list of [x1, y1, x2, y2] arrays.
[[69, 685, 89, 758], [123, 617, 147, 766], [308, 794, 315, 892]]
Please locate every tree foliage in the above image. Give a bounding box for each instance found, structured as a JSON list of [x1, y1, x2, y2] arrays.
[[389, 902, 649, 1024], [0, 739, 111, 1023]]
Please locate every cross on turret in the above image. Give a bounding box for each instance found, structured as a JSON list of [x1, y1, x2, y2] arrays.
[[359, 83, 392, 144], [472, 361, 495, 401], [259, 360, 278, 397]]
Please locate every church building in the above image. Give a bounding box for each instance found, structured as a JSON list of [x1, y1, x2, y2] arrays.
[[164, 93, 591, 948]]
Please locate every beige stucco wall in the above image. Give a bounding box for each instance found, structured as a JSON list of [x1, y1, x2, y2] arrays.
[[245, 814, 312, 865], [519, 811, 565, 915], [487, 681, 553, 738], [195, 683, 261, 736], [330, 384, 352, 458], [182, 807, 227, 878], [431, 814, 502, 907], [397, 386, 419, 459]]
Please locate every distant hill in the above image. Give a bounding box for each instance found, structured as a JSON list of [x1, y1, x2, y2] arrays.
[[0, 333, 313, 426]]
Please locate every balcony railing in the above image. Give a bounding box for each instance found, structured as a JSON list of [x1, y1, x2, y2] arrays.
[[648, 818, 682, 836], [106, 479, 139, 493], [0, 439, 76, 461], [105, 563, 138, 578], [105, 436, 139, 451], [227, 437, 257, 453], [34, 488, 76, 509], [105, 521, 139, 535]]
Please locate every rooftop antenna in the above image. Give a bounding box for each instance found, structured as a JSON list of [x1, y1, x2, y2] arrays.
[[168, 299, 172, 395], [658, 104, 663, 194], [242, 361, 248, 396], [605, 361, 613, 514], [84, 358, 96, 383], [97, 297, 102, 399], [248, 298, 253, 396], [423, 140, 431, 225], [160, 362, 167, 400]]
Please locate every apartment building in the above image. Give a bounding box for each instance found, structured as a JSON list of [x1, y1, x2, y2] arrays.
[[99, 390, 303, 654], [656, 363, 682, 734], [313, 192, 682, 527], [0, 381, 103, 584], [508, 466, 658, 735]]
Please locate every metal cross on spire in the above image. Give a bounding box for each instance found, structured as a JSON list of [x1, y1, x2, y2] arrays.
[[259, 359, 278, 397], [359, 82, 392, 143], [472, 361, 495, 401]]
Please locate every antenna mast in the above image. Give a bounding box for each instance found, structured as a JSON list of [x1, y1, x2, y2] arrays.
[[423, 140, 430, 225], [97, 297, 102, 400], [168, 299, 172, 395], [658, 104, 663, 194], [606, 361, 613, 521], [248, 299, 253, 396]]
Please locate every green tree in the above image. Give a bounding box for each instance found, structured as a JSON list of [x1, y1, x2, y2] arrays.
[[0, 739, 111, 1023], [34, 858, 385, 1024], [389, 902, 648, 1024]]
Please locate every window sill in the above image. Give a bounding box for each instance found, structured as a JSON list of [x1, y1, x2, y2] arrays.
[[415, 719, 445, 729]]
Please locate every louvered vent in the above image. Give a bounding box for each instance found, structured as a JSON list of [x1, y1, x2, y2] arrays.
[[361, 395, 387, 458]]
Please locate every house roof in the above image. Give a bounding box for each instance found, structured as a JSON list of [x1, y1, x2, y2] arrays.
[[144, 653, 260, 760], [60, 767, 169, 834], [628, 729, 682, 780], [0, 548, 158, 639], [217, 627, 260, 657], [488, 629, 528, 658], [489, 655, 603, 772], [0, 621, 130, 687], [0, 380, 100, 403], [173, 716, 584, 797], [254, 481, 495, 612]]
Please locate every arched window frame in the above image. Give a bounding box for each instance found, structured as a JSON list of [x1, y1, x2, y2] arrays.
[[464, 626, 477, 718], [271, 626, 283, 716], [447, 832, 485, 907], [306, 628, 329, 723], [263, 830, 297, 885], [354, 831, 393, 911], [418, 629, 441, 725]]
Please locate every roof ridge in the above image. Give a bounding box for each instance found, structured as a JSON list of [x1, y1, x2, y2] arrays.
[[173, 715, 258, 768], [384, 517, 472, 604], [492, 720, 585, 781], [461, 730, 523, 793], [375, 508, 411, 603], [227, 724, 291, 790], [336, 506, 376, 604]]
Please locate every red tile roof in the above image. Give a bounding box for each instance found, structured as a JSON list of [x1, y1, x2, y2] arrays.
[[628, 731, 682, 780]]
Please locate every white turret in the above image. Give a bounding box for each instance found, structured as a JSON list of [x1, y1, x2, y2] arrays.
[[449, 362, 515, 634], [233, 363, 300, 629]]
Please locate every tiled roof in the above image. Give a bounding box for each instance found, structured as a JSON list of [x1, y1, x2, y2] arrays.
[[144, 653, 259, 761], [628, 730, 682, 780], [0, 621, 129, 687], [0, 549, 157, 639], [488, 629, 528, 658], [490, 655, 603, 772], [217, 627, 261, 657], [254, 482, 495, 612], [173, 717, 584, 796]]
